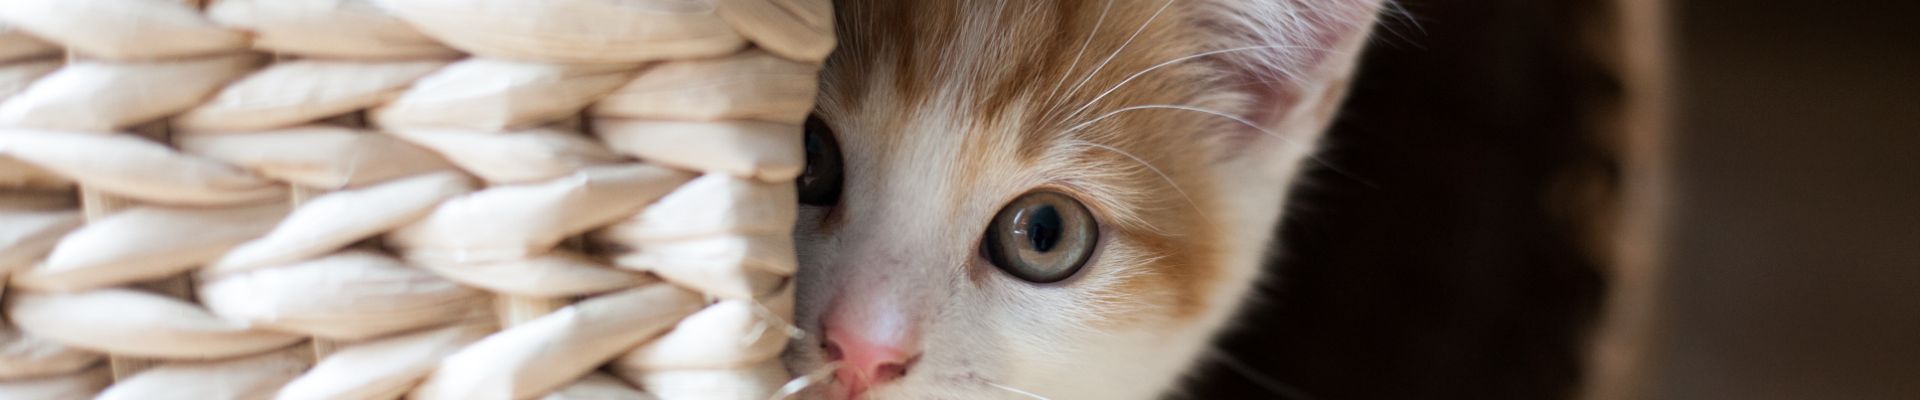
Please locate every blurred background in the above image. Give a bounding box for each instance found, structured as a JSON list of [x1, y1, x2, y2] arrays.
[[1181, 0, 1920, 399]]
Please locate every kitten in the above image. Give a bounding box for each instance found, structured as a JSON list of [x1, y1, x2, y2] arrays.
[[785, 1, 1383, 399]]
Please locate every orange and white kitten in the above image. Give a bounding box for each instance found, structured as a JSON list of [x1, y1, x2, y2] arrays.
[[786, 1, 1383, 399]]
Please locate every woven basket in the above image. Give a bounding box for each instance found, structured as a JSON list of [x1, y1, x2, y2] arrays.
[[0, 0, 832, 398]]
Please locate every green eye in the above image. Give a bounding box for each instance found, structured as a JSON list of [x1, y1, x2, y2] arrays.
[[982, 191, 1099, 283], [798, 114, 843, 207]]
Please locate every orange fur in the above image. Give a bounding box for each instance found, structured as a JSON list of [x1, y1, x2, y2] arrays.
[[790, 1, 1382, 397], [818, 1, 1272, 321]]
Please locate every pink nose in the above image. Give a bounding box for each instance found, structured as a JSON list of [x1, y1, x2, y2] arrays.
[[821, 307, 921, 398]]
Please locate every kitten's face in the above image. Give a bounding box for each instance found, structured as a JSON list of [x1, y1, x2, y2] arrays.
[[786, 1, 1379, 399]]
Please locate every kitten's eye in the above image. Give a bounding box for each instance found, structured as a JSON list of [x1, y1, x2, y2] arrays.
[[983, 191, 1099, 283], [798, 114, 843, 206]]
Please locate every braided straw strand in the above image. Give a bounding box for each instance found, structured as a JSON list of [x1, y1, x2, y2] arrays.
[[0, 0, 833, 398]]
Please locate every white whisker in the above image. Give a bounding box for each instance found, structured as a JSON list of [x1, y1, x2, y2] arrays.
[[1066, 104, 1306, 149], [746, 299, 808, 343], [1058, 44, 1337, 123], [769, 362, 840, 400], [1064, 104, 1378, 189], [1050, 0, 1177, 119], [986, 382, 1053, 400], [1041, 0, 1113, 107], [1208, 349, 1319, 400], [1078, 142, 1209, 227], [1386, 1, 1426, 34]]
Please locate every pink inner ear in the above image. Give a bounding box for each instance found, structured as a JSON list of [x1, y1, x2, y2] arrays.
[[1205, 0, 1383, 145]]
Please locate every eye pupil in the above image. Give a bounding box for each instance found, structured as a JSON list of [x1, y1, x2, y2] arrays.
[[983, 191, 1098, 284], [1024, 205, 1062, 253]]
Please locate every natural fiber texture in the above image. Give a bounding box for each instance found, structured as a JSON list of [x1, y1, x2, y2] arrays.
[[0, 0, 831, 398]]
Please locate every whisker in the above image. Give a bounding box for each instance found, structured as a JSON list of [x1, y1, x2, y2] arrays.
[[1385, 0, 1427, 35], [748, 300, 810, 340], [769, 361, 841, 400], [986, 382, 1054, 400], [1365, 1, 1427, 50], [1077, 142, 1210, 227], [1207, 349, 1318, 400], [1057, 44, 1339, 123], [1066, 104, 1301, 148], [1040, 0, 1113, 107], [1049, 0, 1177, 120], [1063, 104, 1379, 189]]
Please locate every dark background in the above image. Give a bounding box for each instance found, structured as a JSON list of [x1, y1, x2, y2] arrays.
[[1182, 0, 1920, 399], [1184, 0, 1613, 398], [1651, 0, 1919, 398]]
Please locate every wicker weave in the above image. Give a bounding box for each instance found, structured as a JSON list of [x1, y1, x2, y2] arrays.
[[0, 0, 832, 398]]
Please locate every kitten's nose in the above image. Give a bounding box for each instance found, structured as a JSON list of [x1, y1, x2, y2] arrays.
[[820, 303, 921, 398]]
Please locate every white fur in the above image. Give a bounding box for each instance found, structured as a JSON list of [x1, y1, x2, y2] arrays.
[[787, 2, 1382, 399]]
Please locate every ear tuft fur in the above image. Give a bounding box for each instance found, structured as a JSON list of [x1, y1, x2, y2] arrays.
[[1196, 0, 1383, 134], [1199, 0, 1383, 90]]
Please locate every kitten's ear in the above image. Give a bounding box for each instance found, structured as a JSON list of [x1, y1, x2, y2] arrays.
[[1199, 0, 1383, 158]]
